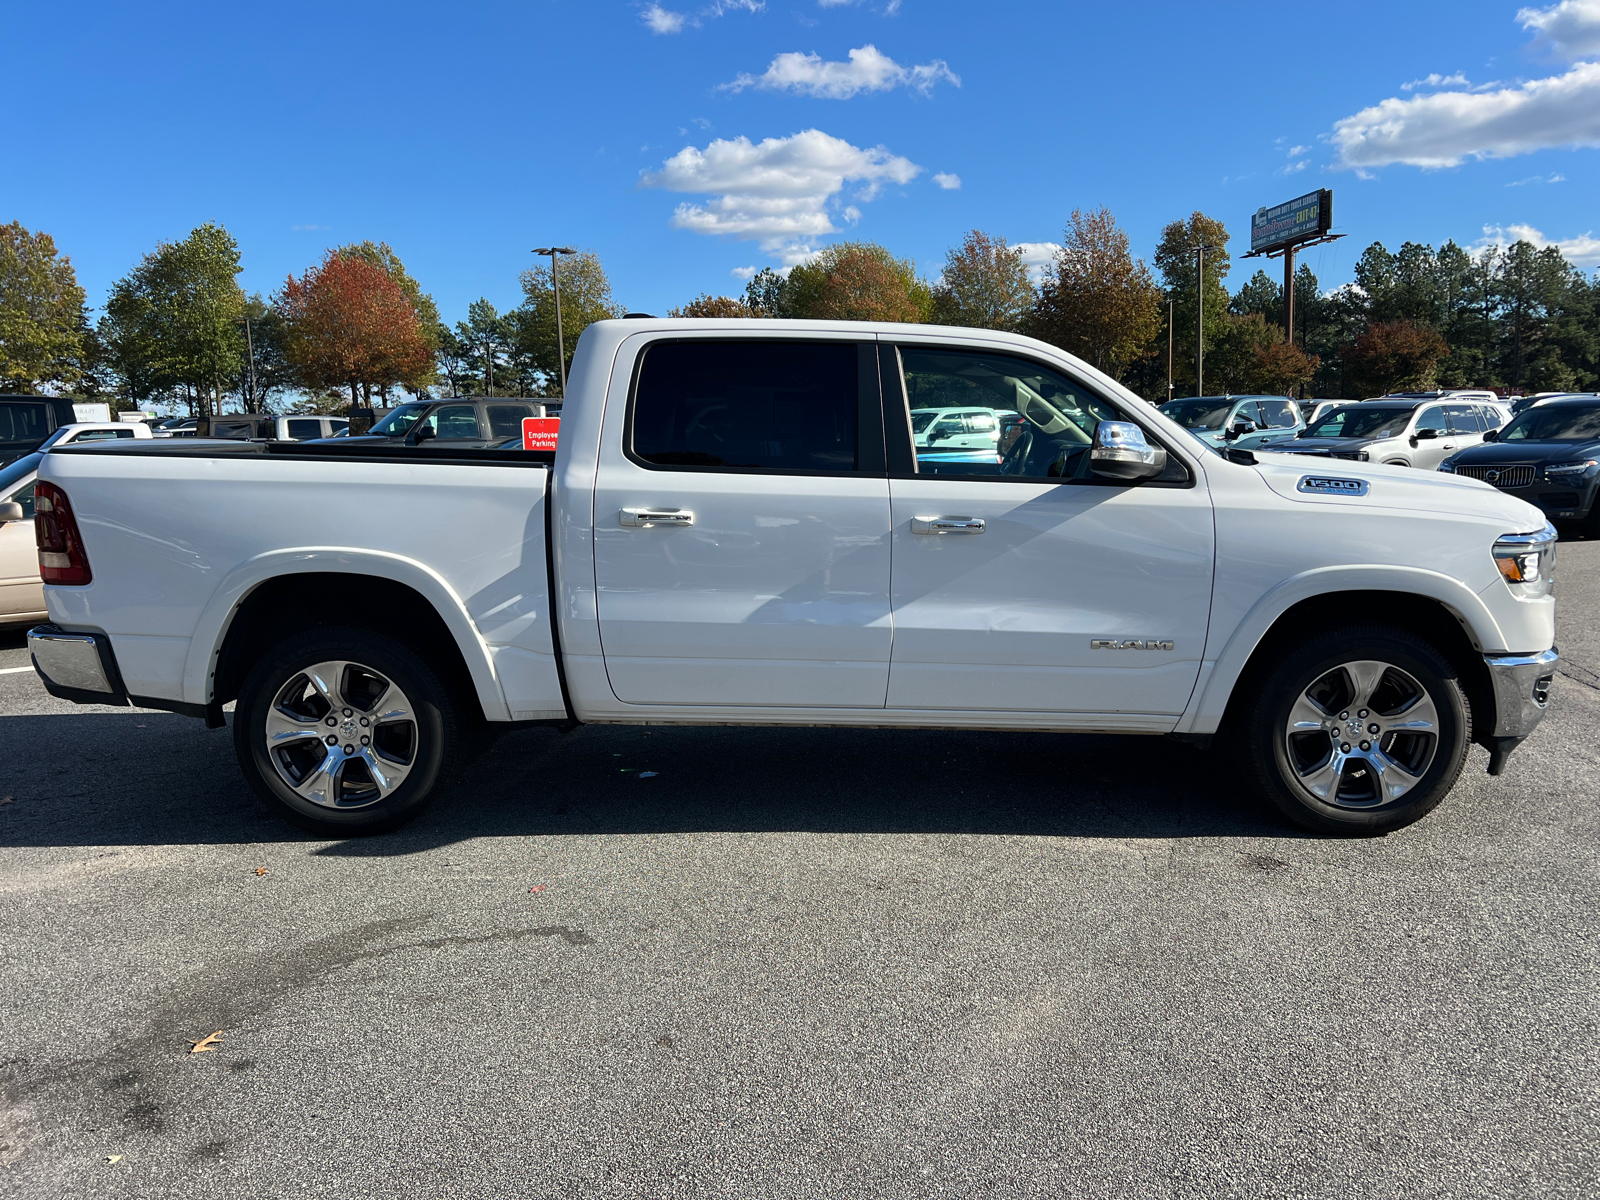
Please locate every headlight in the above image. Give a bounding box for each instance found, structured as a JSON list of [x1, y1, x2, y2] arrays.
[[1439, 458, 1458, 473], [1493, 524, 1558, 599], [1543, 459, 1599, 479]]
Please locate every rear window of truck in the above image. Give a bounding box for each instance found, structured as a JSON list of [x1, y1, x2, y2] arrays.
[[630, 340, 858, 473]]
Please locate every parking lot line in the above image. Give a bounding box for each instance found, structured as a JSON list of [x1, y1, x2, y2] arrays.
[[0, 666, 34, 675]]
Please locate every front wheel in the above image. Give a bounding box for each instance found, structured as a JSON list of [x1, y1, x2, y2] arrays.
[[233, 627, 460, 835], [1242, 625, 1470, 834]]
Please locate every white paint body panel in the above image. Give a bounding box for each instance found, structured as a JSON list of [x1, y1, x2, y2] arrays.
[[35, 319, 1556, 740]]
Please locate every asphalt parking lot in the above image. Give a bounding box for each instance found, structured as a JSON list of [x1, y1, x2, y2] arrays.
[[2, 549, 1597, 1200]]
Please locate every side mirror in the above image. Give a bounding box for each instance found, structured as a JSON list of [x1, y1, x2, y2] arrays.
[[1482, 428, 1499, 442], [1414, 427, 1439, 441], [1223, 419, 1258, 441], [0, 501, 24, 524], [406, 423, 437, 447], [1091, 421, 1168, 482]]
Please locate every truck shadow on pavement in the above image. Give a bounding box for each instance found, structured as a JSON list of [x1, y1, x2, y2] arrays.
[[0, 711, 1315, 850]]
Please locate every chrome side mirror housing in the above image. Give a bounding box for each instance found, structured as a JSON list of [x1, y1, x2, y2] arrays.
[[0, 501, 24, 524], [1090, 421, 1168, 481]]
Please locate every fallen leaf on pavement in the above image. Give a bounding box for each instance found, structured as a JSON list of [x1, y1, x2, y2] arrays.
[[187, 1031, 223, 1054], [0, 796, 13, 805], [253, 867, 269, 876], [105, 1155, 122, 1164], [528, 885, 546, 893]]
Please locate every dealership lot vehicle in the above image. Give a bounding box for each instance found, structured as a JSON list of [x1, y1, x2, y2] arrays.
[[1269, 396, 1506, 469], [0, 452, 44, 625], [336, 398, 555, 448], [1440, 396, 1600, 529], [0, 395, 78, 466], [28, 320, 1557, 837], [1159, 395, 1304, 451], [37, 421, 153, 448], [196, 414, 350, 440]]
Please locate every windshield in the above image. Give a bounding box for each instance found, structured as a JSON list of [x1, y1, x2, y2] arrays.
[[0, 452, 42, 494], [1161, 399, 1234, 430], [1500, 405, 1600, 441], [1305, 406, 1413, 439], [369, 404, 431, 436]]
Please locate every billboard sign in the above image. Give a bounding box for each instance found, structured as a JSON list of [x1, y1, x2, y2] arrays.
[[1250, 189, 1332, 254], [522, 416, 560, 451]]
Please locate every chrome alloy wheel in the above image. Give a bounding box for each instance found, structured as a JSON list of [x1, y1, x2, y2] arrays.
[[1283, 659, 1440, 809], [264, 660, 418, 809]]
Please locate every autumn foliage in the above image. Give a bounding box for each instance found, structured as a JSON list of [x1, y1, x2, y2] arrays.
[[278, 252, 433, 405], [1343, 320, 1450, 396], [668, 294, 758, 318]]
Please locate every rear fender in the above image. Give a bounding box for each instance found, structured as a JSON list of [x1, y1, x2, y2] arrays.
[[183, 548, 511, 721]]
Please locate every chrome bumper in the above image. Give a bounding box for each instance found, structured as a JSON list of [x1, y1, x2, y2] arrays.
[[1484, 647, 1557, 739], [27, 625, 129, 706]]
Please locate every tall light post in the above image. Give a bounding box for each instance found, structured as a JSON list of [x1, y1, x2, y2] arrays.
[[237, 316, 259, 413], [1166, 298, 1175, 400], [533, 246, 577, 396], [1194, 244, 1219, 396]]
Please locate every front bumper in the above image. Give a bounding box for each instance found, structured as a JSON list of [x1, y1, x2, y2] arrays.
[[1480, 647, 1558, 774], [27, 624, 129, 706]]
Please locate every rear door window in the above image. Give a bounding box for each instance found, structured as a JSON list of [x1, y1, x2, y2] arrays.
[[1444, 405, 1483, 434], [487, 404, 535, 439], [0, 403, 47, 443], [1258, 399, 1299, 429], [286, 418, 323, 440], [631, 340, 861, 473]]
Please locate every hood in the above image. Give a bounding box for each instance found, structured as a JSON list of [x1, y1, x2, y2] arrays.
[[1263, 434, 1387, 456], [1247, 452, 1545, 528], [1447, 439, 1600, 466]]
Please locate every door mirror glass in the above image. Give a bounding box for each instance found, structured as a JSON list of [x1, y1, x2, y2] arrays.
[[1090, 421, 1168, 481]]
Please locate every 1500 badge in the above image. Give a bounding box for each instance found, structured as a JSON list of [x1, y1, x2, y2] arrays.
[[1297, 475, 1369, 496], [1091, 639, 1175, 650]]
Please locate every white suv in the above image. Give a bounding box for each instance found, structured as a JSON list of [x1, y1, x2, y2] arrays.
[[1266, 398, 1506, 470]]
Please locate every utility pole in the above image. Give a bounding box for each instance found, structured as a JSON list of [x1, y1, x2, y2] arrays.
[[533, 246, 577, 396], [1283, 245, 1296, 346], [237, 316, 259, 413], [1195, 244, 1218, 396], [1167, 299, 1175, 400]]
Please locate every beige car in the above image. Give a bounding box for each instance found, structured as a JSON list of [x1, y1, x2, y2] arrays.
[[0, 452, 44, 627]]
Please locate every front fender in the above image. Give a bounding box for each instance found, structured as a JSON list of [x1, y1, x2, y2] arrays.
[[1175, 564, 1505, 735], [182, 547, 512, 721]]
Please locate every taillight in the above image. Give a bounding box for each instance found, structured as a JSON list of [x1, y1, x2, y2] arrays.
[[34, 481, 92, 585]]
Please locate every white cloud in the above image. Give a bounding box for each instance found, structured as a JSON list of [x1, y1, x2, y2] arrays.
[[1518, 0, 1600, 59], [1279, 160, 1308, 174], [1474, 221, 1600, 265], [642, 129, 922, 262], [1287, 144, 1310, 156], [1012, 241, 1061, 284], [1506, 171, 1567, 183], [933, 172, 961, 189], [641, 0, 761, 34], [1331, 61, 1600, 167], [730, 265, 759, 280], [819, 0, 903, 11], [642, 4, 685, 33], [1402, 72, 1473, 91], [722, 44, 958, 99]]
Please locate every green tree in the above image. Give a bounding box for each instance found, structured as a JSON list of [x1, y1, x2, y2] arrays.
[[742, 268, 790, 317], [931, 231, 1034, 331], [1154, 212, 1232, 394], [669, 294, 759, 318], [512, 251, 623, 393], [457, 298, 512, 396], [1343, 320, 1450, 395], [1205, 313, 1284, 393], [434, 322, 473, 397], [102, 223, 247, 416], [784, 242, 932, 323], [1029, 208, 1161, 379], [0, 221, 89, 393]]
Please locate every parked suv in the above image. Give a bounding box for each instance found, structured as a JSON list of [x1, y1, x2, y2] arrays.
[[196, 414, 350, 440], [340, 398, 556, 448], [1439, 396, 1600, 528], [1268, 397, 1504, 469], [1159, 395, 1304, 451], [0, 396, 78, 466]]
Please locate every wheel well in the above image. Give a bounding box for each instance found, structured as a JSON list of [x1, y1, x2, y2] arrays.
[[1222, 590, 1495, 744], [212, 573, 481, 717]]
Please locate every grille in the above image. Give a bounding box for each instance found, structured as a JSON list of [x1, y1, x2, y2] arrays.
[[1458, 463, 1535, 489]]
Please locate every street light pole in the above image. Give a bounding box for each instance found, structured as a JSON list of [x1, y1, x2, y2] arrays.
[[237, 316, 259, 413], [1195, 244, 1219, 396], [533, 246, 577, 396], [1166, 299, 1175, 400]]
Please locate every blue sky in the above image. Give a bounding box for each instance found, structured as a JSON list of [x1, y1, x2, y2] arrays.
[[8, 0, 1600, 326]]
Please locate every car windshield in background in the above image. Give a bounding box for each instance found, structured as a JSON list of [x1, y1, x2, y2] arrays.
[[1162, 400, 1234, 430], [1499, 406, 1600, 441], [0, 452, 42, 493], [369, 404, 431, 436], [1306, 407, 1413, 439]]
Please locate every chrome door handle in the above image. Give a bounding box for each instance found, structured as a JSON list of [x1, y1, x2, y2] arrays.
[[620, 507, 694, 528], [911, 515, 985, 535]]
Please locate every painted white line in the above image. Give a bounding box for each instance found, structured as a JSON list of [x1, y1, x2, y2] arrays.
[[0, 666, 35, 675]]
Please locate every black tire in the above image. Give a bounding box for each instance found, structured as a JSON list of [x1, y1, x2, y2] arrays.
[[233, 627, 460, 836], [1242, 624, 1470, 835]]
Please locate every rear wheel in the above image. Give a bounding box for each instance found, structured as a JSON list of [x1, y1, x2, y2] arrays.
[[1243, 625, 1470, 834], [233, 627, 459, 835]]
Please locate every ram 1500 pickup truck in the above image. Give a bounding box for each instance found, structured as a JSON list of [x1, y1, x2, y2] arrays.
[[26, 319, 1559, 836]]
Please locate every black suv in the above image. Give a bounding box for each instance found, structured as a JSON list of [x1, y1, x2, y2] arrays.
[[333, 398, 557, 448], [0, 395, 78, 467], [1439, 395, 1600, 528]]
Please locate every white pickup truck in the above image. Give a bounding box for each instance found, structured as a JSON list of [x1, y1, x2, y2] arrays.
[[25, 320, 1558, 836]]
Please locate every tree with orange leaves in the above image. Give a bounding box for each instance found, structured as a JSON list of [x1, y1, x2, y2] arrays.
[[277, 251, 433, 409]]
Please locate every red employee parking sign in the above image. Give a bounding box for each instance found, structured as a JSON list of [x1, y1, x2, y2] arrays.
[[522, 416, 560, 451]]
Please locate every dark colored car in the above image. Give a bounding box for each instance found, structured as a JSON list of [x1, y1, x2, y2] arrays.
[[1439, 396, 1600, 528], [0, 395, 78, 467], [331, 398, 556, 448]]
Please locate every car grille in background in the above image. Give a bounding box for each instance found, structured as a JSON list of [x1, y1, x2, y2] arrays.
[[1457, 464, 1535, 489]]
